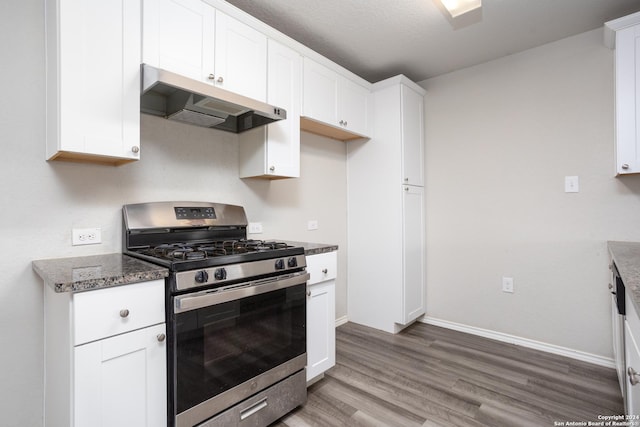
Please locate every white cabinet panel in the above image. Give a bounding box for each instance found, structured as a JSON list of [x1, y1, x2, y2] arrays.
[[302, 57, 339, 126], [74, 280, 165, 345], [401, 85, 425, 186], [401, 185, 426, 324], [46, 0, 141, 165], [74, 323, 167, 427], [143, 0, 215, 82], [302, 57, 370, 140], [347, 75, 426, 334], [239, 39, 301, 178], [214, 10, 267, 101], [306, 251, 336, 382], [614, 24, 640, 175]]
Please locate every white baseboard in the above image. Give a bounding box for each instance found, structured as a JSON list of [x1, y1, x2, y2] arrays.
[[421, 316, 615, 369], [335, 315, 348, 327]]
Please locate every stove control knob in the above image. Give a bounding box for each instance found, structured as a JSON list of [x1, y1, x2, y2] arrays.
[[275, 259, 285, 270], [214, 268, 227, 281], [287, 257, 298, 268], [194, 270, 209, 284]]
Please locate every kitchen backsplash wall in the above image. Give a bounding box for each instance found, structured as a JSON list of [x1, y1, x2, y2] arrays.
[[0, 2, 346, 425], [420, 28, 640, 361]]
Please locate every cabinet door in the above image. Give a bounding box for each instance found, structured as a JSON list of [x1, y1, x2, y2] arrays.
[[400, 185, 425, 324], [339, 77, 370, 137], [401, 84, 425, 186], [142, 0, 215, 83], [214, 10, 267, 101], [238, 39, 301, 178], [627, 321, 640, 415], [306, 281, 336, 381], [302, 57, 339, 126], [50, 0, 141, 163], [74, 323, 167, 427], [615, 24, 640, 175]]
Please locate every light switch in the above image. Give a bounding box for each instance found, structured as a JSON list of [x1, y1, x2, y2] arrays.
[[564, 176, 579, 193]]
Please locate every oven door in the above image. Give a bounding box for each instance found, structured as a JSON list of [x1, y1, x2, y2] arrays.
[[171, 271, 309, 427]]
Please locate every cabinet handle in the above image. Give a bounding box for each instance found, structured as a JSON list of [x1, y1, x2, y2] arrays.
[[629, 367, 640, 386], [131, 146, 139, 154], [622, 164, 630, 170], [307, 290, 311, 297], [217, 76, 224, 83], [157, 333, 166, 342], [322, 268, 328, 274], [208, 74, 215, 80], [269, 166, 275, 172], [119, 309, 130, 318]]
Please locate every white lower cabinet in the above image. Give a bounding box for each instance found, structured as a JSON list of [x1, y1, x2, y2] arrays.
[[626, 290, 640, 415], [44, 280, 166, 427], [74, 324, 167, 427], [306, 251, 337, 382]]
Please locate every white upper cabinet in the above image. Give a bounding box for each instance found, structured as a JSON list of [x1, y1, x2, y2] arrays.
[[239, 39, 301, 179], [46, 0, 142, 165], [143, 0, 266, 101], [401, 84, 425, 186], [302, 57, 370, 141], [143, 0, 215, 83], [605, 12, 640, 175], [214, 10, 267, 101]]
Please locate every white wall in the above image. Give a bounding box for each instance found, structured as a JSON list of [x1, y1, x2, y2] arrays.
[[0, 1, 347, 425], [420, 28, 640, 359]]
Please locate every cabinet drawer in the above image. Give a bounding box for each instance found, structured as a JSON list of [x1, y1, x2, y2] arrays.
[[74, 280, 165, 345], [307, 252, 337, 285]]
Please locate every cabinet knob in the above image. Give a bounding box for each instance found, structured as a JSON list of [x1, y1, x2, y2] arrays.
[[208, 74, 215, 80], [157, 333, 166, 342], [404, 177, 409, 182], [608, 283, 613, 290], [217, 76, 224, 83], [269, 166, 275, 172], [322, 268, 328, 274], [344, 120, 348, 126], [622, 164, 630, 170], [307, 290, 311, 297], [119, 309, 130, 318], [131, 146, 139, 154], [629, 367, 640, 386], [405, 187, 409, 191], [339, 120, 344, 126]]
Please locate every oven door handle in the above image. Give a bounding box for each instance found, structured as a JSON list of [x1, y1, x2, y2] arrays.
[[174, 272, 310, 313]]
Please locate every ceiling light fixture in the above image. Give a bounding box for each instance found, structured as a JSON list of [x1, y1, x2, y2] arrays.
[[440, 0, 482, 18]]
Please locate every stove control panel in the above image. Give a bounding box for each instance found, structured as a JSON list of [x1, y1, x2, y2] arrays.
[[175, 255, 307, 291], [174, 206, 216, 220]]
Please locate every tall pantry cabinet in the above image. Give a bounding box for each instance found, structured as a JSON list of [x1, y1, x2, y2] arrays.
[[347, 75, 426, 334]]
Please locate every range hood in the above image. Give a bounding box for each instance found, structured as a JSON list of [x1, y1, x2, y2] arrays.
[[140, 64, 286, 133]]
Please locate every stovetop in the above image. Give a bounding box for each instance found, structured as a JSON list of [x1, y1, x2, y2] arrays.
[[126, 239, 304, 272]]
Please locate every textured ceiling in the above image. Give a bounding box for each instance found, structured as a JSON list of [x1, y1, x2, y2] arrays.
[[225, 0, 640, 83]]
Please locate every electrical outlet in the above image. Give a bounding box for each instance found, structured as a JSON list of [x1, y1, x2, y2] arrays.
[[502, 277, 514, 293], [72, 228, 102, 246], [307, 220, 318, 231], [248, 222, 263, 234]]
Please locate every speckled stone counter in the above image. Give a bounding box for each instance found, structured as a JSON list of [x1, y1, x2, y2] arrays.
[[284, 241, 338, 256], [608, 241, 640, 315], [33, 254, 168, 293]]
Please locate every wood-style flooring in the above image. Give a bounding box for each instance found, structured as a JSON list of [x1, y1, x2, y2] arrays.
[[274, 321, 623, 427]]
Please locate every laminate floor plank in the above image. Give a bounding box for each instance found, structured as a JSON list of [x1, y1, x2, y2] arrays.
[[275, 322, 623, 427]]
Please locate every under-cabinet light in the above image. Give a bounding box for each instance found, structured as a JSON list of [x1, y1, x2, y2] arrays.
[[440, 0, 482, 18]]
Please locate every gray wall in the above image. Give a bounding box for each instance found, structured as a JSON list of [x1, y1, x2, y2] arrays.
[[420, 28, 640, 359], [1, 1, 347, 425]]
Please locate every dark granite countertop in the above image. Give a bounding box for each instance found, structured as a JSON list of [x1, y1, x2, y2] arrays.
[[284, 241, 338, 256], [33, 254, 168, 293], [608, 241, 640, 316]]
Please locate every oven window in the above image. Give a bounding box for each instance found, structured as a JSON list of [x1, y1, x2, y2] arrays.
[[174, 283, 306, 414]]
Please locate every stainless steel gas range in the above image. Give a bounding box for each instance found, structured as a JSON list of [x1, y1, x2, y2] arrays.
[[122, 202, 308, 427]]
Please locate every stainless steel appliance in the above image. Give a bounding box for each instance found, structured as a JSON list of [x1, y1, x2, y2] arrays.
[[611, 262, 627, 404], [123, 202, 308, 427], [141, 64, 286, 132]]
